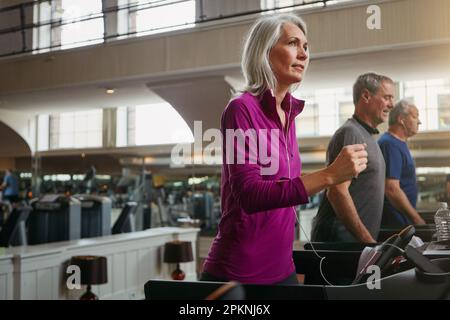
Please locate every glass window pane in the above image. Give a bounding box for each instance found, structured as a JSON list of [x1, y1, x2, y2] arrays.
[[60, 114, 74, 133], [296, 103, 318, 137], [116, 107, 127, 147], [438, 94, 450, 129], [87, 131, 102, 147], [60, 0, 104, 49], [59, 133, 73, 148], [49, 109, 102, 149], [87, 113, 101, 130], [339, 101, 353, 126], [75, 113, 88, 131], [403, 78, 450, 131], [74, 132, 87, 148], [134, 103, 193, 145], [135, 0, 195, 35], [37, 115, 50, 151]]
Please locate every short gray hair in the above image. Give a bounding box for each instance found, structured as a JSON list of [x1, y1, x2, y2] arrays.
[[353, 72, 393, 105], [241, 14, 307, 96], [389, 99, 414, 126]]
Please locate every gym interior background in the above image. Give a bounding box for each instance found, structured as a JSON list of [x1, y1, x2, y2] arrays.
[[0, 0, 450, 300]]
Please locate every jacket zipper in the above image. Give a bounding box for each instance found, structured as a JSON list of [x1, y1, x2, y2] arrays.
[[286, 96, 292, 180], [286, 97, 298, 222]]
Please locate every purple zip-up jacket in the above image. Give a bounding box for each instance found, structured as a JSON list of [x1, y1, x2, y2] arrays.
[[203, 89, 310, 284]]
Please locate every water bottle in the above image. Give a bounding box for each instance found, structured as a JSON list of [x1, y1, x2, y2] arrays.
[[434, 202, 450, 241]]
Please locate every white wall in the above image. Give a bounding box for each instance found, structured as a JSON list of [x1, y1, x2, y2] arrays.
[[3, 227, 199, 300], [0, 109, 35, 154]]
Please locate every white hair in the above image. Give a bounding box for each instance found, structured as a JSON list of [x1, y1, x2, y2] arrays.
[[389, 99, 415, 126], [241, 14, 307, 96]]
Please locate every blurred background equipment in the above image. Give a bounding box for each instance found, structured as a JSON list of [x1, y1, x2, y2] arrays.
[[74, 194, 111, 238], [0, 206, 31, 247], [28, 194, 81, 245], [111, 202, 138, 234]]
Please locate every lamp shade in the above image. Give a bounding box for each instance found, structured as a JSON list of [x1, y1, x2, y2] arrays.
[[70, 255, 108, 285], [164, 241, 193, 263]]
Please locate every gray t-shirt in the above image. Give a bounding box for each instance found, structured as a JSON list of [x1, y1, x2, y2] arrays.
[[312, 118, 386, 242]]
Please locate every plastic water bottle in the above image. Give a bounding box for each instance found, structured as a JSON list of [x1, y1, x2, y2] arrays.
[[434, 202, 450, 241]]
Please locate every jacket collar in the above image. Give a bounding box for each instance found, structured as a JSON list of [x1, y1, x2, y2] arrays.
[[259, 89, 305, 122]]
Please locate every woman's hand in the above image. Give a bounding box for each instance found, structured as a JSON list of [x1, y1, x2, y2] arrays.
[[326, 144, 368, 185], [300, 144, 368, 196]]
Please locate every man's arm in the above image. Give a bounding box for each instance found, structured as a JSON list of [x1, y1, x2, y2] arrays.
[[385, 178, 425, 225], [327, 180, 376, 243]]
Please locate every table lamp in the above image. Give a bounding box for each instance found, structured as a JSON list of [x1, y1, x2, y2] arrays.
[[163, 241, 193, 280], [70, 255, 108, 300]]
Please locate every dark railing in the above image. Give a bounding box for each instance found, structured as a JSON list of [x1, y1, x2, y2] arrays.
[[0, 0, 336, 58]]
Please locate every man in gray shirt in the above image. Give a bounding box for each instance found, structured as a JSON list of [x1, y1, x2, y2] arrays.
[[312, 73, 395, 243]]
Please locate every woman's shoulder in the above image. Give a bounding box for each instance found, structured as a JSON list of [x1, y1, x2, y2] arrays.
[[225, 92, 259, 114], [228, 91, 259, 107], [221, 92, 261, 127]]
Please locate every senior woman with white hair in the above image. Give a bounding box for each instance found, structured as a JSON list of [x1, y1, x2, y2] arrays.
[[201, 13, 368, 285]]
